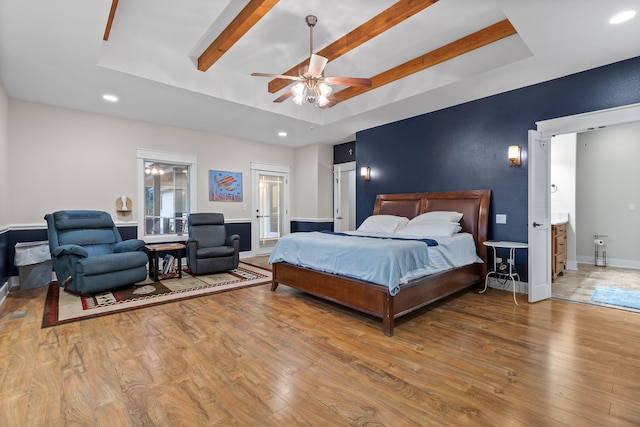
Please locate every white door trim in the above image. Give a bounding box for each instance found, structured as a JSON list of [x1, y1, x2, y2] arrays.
[[333, 161, 356, 232], [536, 102, 640, 137]]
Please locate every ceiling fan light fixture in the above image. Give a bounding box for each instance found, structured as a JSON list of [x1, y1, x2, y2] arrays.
[[292, 82, 305, 96], [317, 95, 330, 107], [318, 82, 332, 96]]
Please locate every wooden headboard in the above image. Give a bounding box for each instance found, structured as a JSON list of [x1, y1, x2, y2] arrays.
[[372, 190, 491, 262]]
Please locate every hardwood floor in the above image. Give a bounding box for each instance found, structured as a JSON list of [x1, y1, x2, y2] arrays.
[[1, 259, 640, 426]]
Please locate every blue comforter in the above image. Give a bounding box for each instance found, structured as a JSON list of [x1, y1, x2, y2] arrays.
[[268, 231, 435, 296]]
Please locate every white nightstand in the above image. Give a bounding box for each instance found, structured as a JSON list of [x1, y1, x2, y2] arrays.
[[481, 241, 528, 305]]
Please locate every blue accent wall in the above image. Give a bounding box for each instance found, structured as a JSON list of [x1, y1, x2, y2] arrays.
[[0, 231, 8, 286], [225, 222, 252, 252], [334, 141, 356, 164], [356, 56, 640, 281]]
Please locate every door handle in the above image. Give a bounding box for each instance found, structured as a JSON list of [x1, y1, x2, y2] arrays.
[[533, 222, 543, 227]]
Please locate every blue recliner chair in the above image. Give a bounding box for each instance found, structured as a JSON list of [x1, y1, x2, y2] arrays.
[[186, 213, 240, 275], [45, 210, 149, 295]]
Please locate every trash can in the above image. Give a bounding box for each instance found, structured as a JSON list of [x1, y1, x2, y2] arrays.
[[14, 241, 53, 290]]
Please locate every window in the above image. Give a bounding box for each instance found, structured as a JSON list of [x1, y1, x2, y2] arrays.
[[137, 150, 197, 242]]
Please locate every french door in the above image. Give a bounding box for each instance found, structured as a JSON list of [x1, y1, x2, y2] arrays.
[[251, 163, 290, 255]]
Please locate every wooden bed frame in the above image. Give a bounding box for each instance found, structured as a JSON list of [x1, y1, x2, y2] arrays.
[[271, 189, 491, 336]]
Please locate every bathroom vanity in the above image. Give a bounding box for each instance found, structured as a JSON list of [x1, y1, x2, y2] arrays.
[[551, 212, 568, 281]]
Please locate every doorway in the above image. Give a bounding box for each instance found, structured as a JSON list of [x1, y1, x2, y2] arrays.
[[333, 162, 356, 232], [550, 123, 640, 308], [251, 163, 290, 256], [530, 102, 640, 303]]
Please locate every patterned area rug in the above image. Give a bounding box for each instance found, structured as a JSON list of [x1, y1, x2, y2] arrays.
[[590, 286, 640, 311], [42, 262, 271, 327]]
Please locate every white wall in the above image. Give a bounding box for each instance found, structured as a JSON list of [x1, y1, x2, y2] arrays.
[[292, 143, 333, 221], [317, 143, 334, 219], [550, 133, 577, 268], [8, 100, 299, 225], [576, 123, 640, 268], [0, 83, 8, 229]]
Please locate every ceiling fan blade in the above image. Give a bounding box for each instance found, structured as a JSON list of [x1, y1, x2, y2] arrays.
[[273, 89, 294, 103], [324, 76, 372, 87], [251, 72, 301, 81], [307, 54, 328, 76]]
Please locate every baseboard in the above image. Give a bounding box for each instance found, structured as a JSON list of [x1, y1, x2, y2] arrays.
[[576, 255, 640, 270], [486, 276, 528, 294]]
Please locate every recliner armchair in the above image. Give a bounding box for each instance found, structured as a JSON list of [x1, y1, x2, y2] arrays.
[[45, 210, 149, 295], [186, 213, 240, 275]]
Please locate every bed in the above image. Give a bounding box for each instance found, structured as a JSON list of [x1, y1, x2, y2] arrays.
[[270, 189, 491, 336]]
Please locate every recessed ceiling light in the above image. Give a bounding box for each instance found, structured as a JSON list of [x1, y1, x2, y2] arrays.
[[609, 10, 636, 24], [278, 131, 287, 137], [102, 94, 118, 102]]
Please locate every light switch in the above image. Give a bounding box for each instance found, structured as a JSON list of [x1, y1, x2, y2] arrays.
[[496, 214, 507, 224], [629, 203, 636, 211]]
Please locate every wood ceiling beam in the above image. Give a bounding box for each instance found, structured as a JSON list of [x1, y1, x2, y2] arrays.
[[103, 0, 119, 41], [332, 19, 517, 105], [267, 0, 439, 94], [198, 0, 279, 72]]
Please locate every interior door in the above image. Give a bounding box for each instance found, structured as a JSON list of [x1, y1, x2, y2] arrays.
[[333, 162, 356, 232], [528, 130, 552, 302], [251, 164, 289, 255]]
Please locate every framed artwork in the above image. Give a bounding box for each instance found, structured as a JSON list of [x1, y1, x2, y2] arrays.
[[209, 170, 243, 202]]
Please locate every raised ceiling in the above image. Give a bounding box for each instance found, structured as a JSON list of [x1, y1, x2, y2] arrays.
[[0, 0, 639, 147]]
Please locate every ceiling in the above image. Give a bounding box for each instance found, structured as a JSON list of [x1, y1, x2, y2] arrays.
[[0, 0, 639, 148]]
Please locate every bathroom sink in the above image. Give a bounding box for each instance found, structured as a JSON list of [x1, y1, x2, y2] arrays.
[[551, 211, 569, 225]]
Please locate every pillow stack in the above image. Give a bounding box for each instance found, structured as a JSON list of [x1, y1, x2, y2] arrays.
[[395, 211, 463, 237], [357, 211, 464, 238]]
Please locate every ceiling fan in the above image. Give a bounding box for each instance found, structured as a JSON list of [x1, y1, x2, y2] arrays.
[[251, 15, 372, 108]]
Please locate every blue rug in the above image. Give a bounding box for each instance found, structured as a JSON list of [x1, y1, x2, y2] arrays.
[[590, 286, 640, 310]]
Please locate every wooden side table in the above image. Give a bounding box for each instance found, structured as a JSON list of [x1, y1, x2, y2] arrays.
[[481, 241, 528, 305], [145, 243, 186, 282]]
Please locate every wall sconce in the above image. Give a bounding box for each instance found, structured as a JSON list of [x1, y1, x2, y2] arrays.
[[508, 145, 521, 166], [360, 166, 371, 181]]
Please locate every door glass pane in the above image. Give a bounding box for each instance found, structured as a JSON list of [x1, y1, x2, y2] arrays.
[[259, 173, 284, 250], [144, 161, 189, 236]]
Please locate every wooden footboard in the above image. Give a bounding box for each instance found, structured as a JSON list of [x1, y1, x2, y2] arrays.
[[272, 261, 483, 336]]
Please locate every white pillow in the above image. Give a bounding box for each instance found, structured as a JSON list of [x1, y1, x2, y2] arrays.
[[395, 221, 462, 237], [357, 215, 409, 234], [409, 211, 463, 224]]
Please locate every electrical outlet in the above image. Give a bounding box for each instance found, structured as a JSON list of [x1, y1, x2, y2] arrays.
[[496, 214, 507, 224]]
